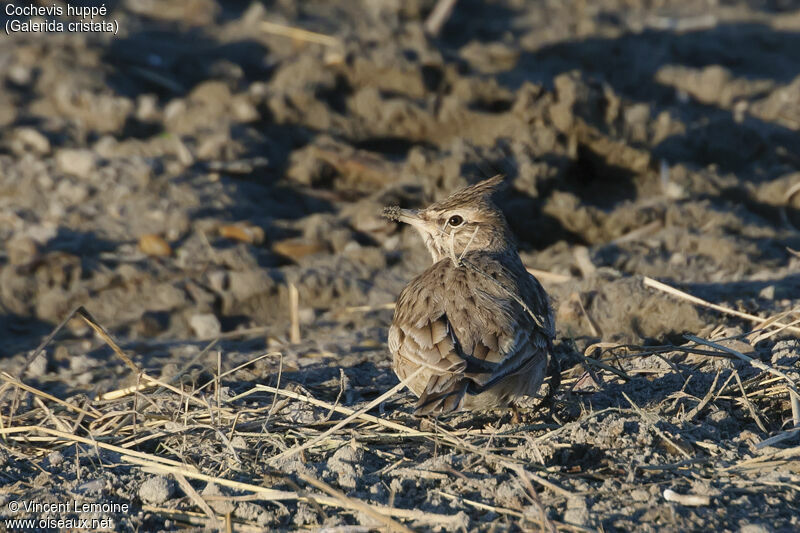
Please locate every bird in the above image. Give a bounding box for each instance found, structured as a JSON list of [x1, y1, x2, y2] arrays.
[[383, 175, 557, 415]]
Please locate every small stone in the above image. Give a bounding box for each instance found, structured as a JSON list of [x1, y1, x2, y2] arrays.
[[292, 502, 318, 527], [232, 95, 259, 122], [56, 149, 97, 177], [202, 483, 235, 514], [136, 94, 159, 121], [26, 353, 48, 378], [207, 270, 229, 292], [739, 525, 770, 533], [231, 436, 248, 450], [12, 127, 50, 155], [299, 308, 315, 325], [759, 285, 775, 300], [343, 241, 361, 253], [47, 450, 64, 467], [139, 475, 174, 504], [70, 354, 93, 374], [383, 235, 400, 251], [329, 444, 364, 490], [559, 497, 593, 524], [190, 313, 221, 338], [33, 472, 51, 488], [55, 179, 89, 204], [138, 234, 172, 257], [219, 223, 265, 244], [235, 502, 266, 523], [76, 478, 105, 495], [8, 64, 32, 86], [7, 236, 38, 265], [272, 239, 327, 262]]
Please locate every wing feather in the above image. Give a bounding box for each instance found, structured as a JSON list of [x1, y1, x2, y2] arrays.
[[389, 258, 554, 415]]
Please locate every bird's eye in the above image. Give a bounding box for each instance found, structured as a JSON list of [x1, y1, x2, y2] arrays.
[[448, 215, 464, 227]]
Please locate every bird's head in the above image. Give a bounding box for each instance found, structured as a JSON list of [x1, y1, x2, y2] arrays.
[[383, 175, 514, 263]]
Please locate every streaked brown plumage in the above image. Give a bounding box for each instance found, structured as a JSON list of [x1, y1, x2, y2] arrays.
[[383, 175, 556, 415]]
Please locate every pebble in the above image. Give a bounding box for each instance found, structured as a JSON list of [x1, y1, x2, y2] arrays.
[[47, 450, 64, 467], [739, 525, 771, 533], [202, 483, 235, 514], [759, 285, 775, 300], [190, 313, 222, 338], [272, 239, 327, 261], [7, 236, 38, 265], [219, 223, 265, 244], [26, 353, 48, 378], [138, 234, 173, 257], [12, 127, 51, 155], [56, 148, 97, 177], [138, 475, 174, 505], [564, 507, 590, 526], [76, 479, 105, 495]]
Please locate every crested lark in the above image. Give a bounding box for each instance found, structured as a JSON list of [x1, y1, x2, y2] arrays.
[[383, 175, 556, 415]]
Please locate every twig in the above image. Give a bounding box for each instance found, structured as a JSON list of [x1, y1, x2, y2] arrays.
[[434, 490, 592, 532], [267, 367, 424, 464], [512, 464, 575, 499], [233, 384, 429, 437], [424, 0, 458, 36], [337, 303, 396, 313], [0, 372, 98, 419], [575, 293, 600, 337], [759, 317, 800, 344], [215, 350, 222, 419], [296, 473, 413, 533], [141, 505, 261, 533], [0, 426, 190, 468], [572, 246, 596, 278], [126, 454, 459, 524], [733, 370, 767, 433], [261, 21, 342, 48], [265, 355, 284, 427], [174, 472, 223, 529], [77, 308, 213, 410], [195, 351, 280, 395], [514, 466, 559, 533], [165, 337, 220, 387], [435, 489, 522, 518], [644, 277, 800, 335], [525, 268, 573, 284], [792, 393, 800, 429], [622, 393, 692, 460], [685, 335, 800, 398], [16, 304, 83, 378], [289, 283, 301, 344], [682, 370, 720, 423], [663, 489, 710, 506]]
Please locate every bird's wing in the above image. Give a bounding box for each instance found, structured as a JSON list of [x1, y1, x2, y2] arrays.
[[390, 311, 469, 413], [464, 270, 553, 395], [390, 263, 553, 414]]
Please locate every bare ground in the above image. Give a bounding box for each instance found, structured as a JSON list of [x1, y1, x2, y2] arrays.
[[1, 0, 800, 531]]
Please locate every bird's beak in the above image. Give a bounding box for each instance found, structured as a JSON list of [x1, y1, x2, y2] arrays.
[[383, 206, 426, 228], [395, 209, 427, 228], [383, 206, 438, 239]]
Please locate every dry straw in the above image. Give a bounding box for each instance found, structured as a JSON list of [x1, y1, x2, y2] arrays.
[[2, 271, 799, 529]]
